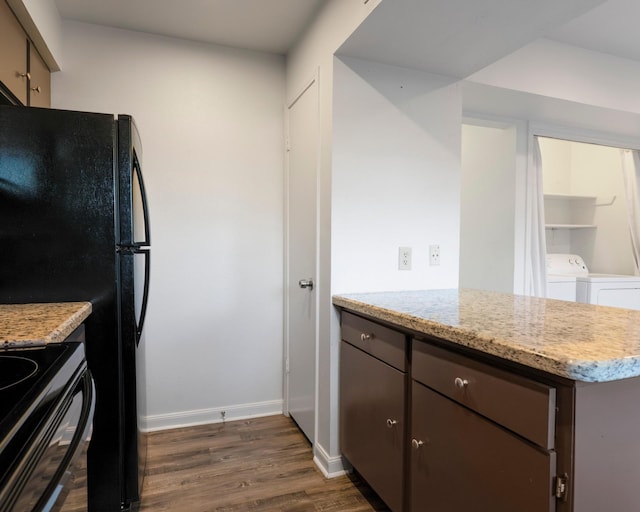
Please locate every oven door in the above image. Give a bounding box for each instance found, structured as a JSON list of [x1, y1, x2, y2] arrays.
[[4, 369, 95, 512]]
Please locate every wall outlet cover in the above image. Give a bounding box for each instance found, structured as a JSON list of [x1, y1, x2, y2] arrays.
[[399, 246, 412, 270], [429, 244, 440, 266]]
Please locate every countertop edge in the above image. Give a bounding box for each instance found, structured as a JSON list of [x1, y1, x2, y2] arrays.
[[0, 302, 93, 349], [333, 294, 640, 383], [43, 301, 93, 343]]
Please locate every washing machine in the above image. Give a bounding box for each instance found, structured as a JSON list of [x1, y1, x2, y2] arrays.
[[546, 273, 577, 301], [546, 254, 579, 301], [547, 253, 640, 310]]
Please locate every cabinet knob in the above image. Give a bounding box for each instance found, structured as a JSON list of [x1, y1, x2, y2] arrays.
[[454, 377, 469, 389], [18, 72, 31, 80], [411, 439, 424, 450], [360, 333, 372, 342], [386, 419, 397, 428], [31, 85, 42, 94]]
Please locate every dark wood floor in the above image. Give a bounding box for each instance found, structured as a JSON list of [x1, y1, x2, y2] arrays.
[[137, 414, 389, 511]]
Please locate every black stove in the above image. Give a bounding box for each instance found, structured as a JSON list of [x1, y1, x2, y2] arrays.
[[0, 355, 38, 392], [0, 332, 94, 512]]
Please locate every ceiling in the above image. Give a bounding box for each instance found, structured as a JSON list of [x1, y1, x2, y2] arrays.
[[54, 0, 324, 55], [337, 0, 606, 79], [546, 0, 640, 63], [54, 0, 640, 69]]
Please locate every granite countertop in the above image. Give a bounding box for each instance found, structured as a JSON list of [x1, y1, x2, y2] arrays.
[[0, 302, 92, 349], [333, 289, 640, 383]]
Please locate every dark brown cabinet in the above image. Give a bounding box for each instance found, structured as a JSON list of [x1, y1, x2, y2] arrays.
[[337, 304, 640, 512], [410, 382, 556, 512], [339, 311, 561, 512], [410, 344, 557, 512], [339, 312, 407, 512]]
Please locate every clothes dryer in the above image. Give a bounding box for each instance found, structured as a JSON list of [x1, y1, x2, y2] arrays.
[[546, 253, 640, 310], [576, 274, 640, 310]]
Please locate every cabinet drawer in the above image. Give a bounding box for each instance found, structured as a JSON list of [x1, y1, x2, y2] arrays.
[[412, 342, 555, 449], [341, 312, 406, 371]]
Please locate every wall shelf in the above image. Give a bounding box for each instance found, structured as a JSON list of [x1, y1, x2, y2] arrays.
[[544, 193, 597, 201], [545, 224, 597, 230], [544, 193, 616, 206]]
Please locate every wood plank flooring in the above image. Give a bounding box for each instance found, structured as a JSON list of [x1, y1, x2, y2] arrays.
[[137, 414, 389, 511]]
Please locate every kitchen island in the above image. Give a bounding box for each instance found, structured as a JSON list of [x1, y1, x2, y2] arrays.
[[0, 302, 92, 348], [333, 289, 640, 512]]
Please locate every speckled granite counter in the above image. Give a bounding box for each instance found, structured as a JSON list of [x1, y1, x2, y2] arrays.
[[0, 302, 92, 349], [333, 289, 640, 383]]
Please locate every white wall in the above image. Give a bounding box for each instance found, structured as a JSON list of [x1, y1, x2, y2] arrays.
[[53, 21, 286, 430], [460, 124, 517, 293], [333, 56, 461, 293]]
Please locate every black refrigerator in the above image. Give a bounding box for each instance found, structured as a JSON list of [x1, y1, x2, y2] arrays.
[[0, 106, 151, 511]]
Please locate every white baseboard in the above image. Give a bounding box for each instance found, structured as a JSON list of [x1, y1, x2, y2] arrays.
[[313, 442, 349, 478], [142, 399, 283, 432]]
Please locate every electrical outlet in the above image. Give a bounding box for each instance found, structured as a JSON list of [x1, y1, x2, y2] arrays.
[[429, 244, 440, 266], [398, 246, 412, 270]]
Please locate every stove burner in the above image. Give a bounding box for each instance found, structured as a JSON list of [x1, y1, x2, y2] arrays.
[[0, 356, 38, 391]]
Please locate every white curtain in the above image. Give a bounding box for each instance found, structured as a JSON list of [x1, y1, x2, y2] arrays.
[[525, 136, 547, 297], [620, 149, 640, 275]]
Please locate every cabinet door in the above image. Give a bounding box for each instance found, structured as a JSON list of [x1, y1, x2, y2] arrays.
[[340, 341, 406, 511], [28, 44, 50, 108], [411, 381, 556, 512], [0, 0, 28, 105]]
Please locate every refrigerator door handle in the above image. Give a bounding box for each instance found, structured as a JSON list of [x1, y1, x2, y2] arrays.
[[133, 153, 151, 247], [135, 248, 150, 344]]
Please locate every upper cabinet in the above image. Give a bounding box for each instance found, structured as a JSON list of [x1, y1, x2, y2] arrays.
[[0, 0, 50, 107], [29, 42, 50, 107], [0, 0, 28, 104]]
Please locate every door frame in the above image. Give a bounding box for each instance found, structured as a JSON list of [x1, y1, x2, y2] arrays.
[[283, 70, 321, 443]]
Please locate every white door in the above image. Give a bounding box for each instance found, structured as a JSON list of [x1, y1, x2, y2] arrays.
[[285, 77, 319, 441]]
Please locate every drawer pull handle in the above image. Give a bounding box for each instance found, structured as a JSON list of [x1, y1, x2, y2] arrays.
[[386, 419, 397, 428], [360, 333, 372, 342], [454, 377, 469, 389], [411, 439, 424, 450]]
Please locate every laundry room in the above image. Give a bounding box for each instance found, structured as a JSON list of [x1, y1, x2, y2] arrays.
[[540, 137, 634, 273], [539, 136, 640, 307]]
